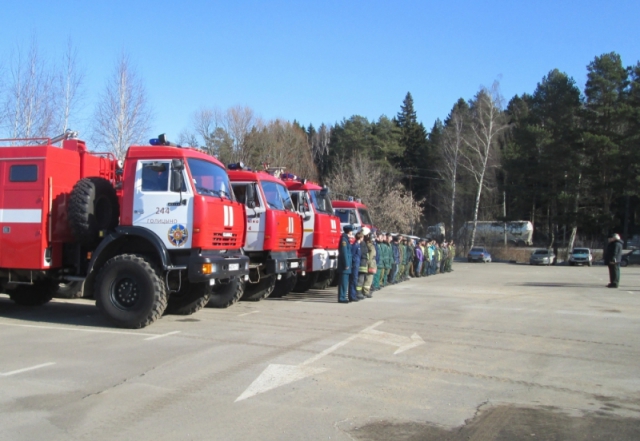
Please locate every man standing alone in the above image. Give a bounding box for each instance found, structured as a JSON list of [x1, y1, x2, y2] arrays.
[[604, 233, 623, 288]]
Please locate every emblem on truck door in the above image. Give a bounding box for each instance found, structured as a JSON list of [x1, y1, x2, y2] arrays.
[[168, 224, 189, 247]]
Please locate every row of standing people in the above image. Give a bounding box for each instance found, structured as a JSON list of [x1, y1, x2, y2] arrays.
[[337, 225, 456, 303]]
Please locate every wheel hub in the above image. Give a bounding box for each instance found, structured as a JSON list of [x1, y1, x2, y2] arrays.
[[111, 277, 139, 309]]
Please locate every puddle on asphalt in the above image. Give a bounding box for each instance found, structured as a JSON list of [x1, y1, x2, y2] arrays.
[[348, 404, 640, 441]]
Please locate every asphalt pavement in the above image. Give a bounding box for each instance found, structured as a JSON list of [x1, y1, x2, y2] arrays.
[[1, 262, 639, 440]]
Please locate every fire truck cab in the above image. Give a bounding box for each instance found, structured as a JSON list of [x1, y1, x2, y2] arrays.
[[332, 198, 376, 233], [280, 173, 340, 292], [228, 165, 305, 300], [0, 132, 249, 328]]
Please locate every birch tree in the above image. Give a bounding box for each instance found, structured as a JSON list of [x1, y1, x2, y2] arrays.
[[91, 52, 152, 158], [56, 39, 84, 133], [462, 83, 508, 249], [3, 40, 57, 140], [439, 98, 469, 240]]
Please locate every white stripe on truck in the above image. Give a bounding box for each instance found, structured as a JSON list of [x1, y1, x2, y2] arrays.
[[0, 209, 42, 223]]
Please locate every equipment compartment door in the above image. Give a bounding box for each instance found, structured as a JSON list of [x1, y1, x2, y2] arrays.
[[0, 160, 45, 269]]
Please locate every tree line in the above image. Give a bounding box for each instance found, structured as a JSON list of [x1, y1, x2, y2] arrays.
[[1, 40, 637, 248]]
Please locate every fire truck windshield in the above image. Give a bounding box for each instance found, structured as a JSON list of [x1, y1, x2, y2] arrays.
[[310, 190, 334, 215], [187, 158, 234, 200], [261, 181, 293, 211], [358, 208, 373, 225]]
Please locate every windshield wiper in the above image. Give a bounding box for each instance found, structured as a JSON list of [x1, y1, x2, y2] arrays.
[[196, 186, 222, 197]]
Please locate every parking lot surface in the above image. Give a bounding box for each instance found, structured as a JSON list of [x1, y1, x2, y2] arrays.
[[1, 262, 640, 440]]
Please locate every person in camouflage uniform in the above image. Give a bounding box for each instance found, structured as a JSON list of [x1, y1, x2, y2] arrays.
[[445, 240, 455, 272], [406, 238, 415, 278], [398, 237, 407, 281], [382, 233, 393, 286], [371, 232, 382, 291]]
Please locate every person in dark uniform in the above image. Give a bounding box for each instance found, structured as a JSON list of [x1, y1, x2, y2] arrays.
[[390, 235, 400, 284], [350, 231, 364, 301], [337, 225, 354, 303], [604, 233, 623, 288]]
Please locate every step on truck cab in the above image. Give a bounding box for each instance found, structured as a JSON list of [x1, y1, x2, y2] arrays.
[[332, 197, 376, 233], [227, 164, 305, 300], [0, 132, 249, 328], [280, 173, 341, 292]]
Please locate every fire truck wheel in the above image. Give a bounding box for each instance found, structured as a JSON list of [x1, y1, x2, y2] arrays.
[[292, 271, 319, 293], [69, 177, 120, 246], [165, 279, 211, 315], [312, 270, 333, 290], [242, 275, 276, 302], [54, 281, 84, 299], [208, 277, 244, 308], [95, 254, 167, 329], [9, 280, 56, 306], [270, 272, 297, 298]]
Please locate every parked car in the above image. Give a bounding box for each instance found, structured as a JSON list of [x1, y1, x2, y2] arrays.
[[530, 249, 556, 265], [621, 249, 640, 267], [467, 247, 492, 263], [568, 248, 593, 266]]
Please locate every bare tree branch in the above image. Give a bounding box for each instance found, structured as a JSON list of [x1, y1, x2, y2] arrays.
[[91, 52, 152, 159]]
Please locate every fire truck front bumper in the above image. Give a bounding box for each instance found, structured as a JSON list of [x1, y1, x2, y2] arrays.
[[265, 251, 306, 275], [305, 248, 338, 272], [188, 250, 250, 283]]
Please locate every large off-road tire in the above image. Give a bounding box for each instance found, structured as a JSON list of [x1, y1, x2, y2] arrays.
[[165, 278, 212, 315], [95, 254, 167, 329], [208, 277, 244, 308], [312, 269, 334, 290], [68, 177, 120, 246], [9, 279, 56, 306], [293, 271, 319, 293], [270, 272, 297, 298], [242, 275, 276, 302], [54, 281, 84, 299]]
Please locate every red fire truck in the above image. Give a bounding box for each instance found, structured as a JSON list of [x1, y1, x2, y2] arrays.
[[227, 165, 305, 301], [0, 132, 248, 328], [332, 198, 376, 233], [280, 173, 340, 292]]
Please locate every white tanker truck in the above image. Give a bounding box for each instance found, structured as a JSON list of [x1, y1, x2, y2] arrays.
[[458, 221, 533, 246]]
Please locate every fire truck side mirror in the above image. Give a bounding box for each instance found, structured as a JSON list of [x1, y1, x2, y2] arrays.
[[170, 170, 184, 192], [246, 184, 256, 209]]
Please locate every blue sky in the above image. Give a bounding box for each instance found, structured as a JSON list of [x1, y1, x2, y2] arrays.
[[2, 0, 639, 141]]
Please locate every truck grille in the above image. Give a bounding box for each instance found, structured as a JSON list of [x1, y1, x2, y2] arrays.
[[213, 232, 239, 248], [278, 237, 298, 250]]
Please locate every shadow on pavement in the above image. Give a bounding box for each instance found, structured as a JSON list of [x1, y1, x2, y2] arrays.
[[0, 296, 113, 328], [267, 288, 338, 303]]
